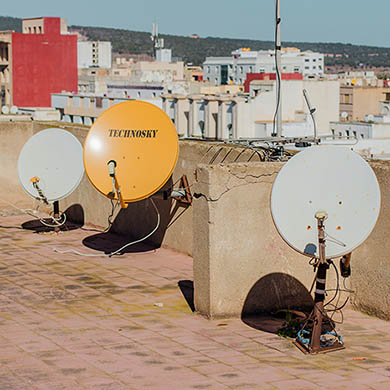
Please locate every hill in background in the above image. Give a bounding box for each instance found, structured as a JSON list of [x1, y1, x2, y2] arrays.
[[2, 15, 390, 68]]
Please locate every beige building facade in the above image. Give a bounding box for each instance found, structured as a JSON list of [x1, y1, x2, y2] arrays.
[[340, 85, 390, 121]]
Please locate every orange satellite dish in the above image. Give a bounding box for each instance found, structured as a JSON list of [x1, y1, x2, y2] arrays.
[[84, 101, 179, 205]]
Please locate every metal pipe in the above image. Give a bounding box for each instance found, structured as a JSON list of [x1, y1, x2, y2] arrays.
[[275, 0, 282, 137]]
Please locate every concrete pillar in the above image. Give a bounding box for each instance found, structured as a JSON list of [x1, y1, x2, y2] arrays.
[[175, 97, 189, 138], [218, 100, 229, 140], [204, 98, 218, 139], [161, 96, 168, 113]]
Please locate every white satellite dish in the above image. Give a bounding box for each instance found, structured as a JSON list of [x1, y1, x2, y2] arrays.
[[2, 105, 9, 115], [341, 111, 348, 119], [18, 128, 84, 203], [271, 145, 380, 354], [10, 106, 18, 115], [366, 114, 374, 122], [271, 146, 380, 259]]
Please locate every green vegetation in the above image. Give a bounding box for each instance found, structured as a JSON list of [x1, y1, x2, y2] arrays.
[[0, 16, 22, 32], [2, 15, 390, 67]]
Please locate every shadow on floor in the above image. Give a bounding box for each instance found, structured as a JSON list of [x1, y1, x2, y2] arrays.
[[21, 203, 84, 233], [178, 280, 195, 312], [82, 231, 157, 255], [241, 272, 314, 334], [21, 218, 82, 233]]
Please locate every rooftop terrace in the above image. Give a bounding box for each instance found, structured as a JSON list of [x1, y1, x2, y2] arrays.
[[0, 214, 390, 389]]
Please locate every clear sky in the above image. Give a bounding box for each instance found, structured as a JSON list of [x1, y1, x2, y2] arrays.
[[2, 0, 389, 47]]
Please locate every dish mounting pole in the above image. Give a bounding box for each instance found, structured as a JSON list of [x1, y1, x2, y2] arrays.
[[294, 210, 345, 354], [275, 0, 282, 137]]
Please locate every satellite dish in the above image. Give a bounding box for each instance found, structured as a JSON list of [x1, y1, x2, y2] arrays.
[[84, 101, 178, 205], [366, 114, 374, 122], [10, 106, 18, 115], [341, 111, 348, 119], [18, 128, 84, 203], [2, 106, 9, 115], [271, 146, 380, 259], [271, 146, 380, 354]]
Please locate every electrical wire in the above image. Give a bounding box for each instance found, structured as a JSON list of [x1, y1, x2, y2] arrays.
[[0, 195, 66, 229], [53, 198, 160, 258]]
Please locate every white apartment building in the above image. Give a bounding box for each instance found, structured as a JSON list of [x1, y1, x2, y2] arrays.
[[203, 48, 324, 85], [78, 41, 112, 69], [162, 79, 339, 139]]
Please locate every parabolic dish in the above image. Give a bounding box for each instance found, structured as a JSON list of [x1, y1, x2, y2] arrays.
[[83, 100, 179, 203], [18, 128, 84, 203], [270, 146, 380, 259]]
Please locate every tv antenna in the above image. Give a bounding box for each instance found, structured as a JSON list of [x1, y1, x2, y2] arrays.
[[17, 128, 84, 231], [271, 146, 380, 353]]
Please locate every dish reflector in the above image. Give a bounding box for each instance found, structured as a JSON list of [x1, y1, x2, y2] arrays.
[[84, 101, 179, 203], [271, 146, 380, 259], [18, 128, 84, 203]]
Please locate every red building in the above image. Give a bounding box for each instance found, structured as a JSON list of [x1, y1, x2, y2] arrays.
[[244, 72, 303, 93], [0, 17, 77, 107]]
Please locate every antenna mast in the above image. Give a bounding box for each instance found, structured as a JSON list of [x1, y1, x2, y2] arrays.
[[275, 0, 282, 137], [151, 23, 164, 60]]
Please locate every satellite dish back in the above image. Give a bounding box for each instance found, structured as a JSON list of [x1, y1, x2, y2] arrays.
[[271, 146, 380, 259], [10, 106, 18, 115], [18, 128, 84, 203], [2, 106, 9, 115], [84, 100, 179, 203]]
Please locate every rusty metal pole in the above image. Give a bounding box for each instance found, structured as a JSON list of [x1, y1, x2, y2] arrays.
[[310, 211, 328, 352], [53, 200, 60, 233]]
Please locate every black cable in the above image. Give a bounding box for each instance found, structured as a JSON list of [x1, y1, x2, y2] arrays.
[[324, 260, 339, 309]]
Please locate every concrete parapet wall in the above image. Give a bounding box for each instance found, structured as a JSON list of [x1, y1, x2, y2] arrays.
[[0, 120, 258, 255]]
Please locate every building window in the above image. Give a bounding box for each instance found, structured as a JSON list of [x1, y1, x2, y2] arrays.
[[319, 65, 322, 70], [313, 59, 316, 62], [260, 69, 265, 73], [294, 67, 300, 73], [313, 66, 317, 69], [240, 66, 243, 73], [33, 26, 37, 34], [353, 131, 357, 137], [39, 26, 42, 34], [361, 134, 364, 139], [305, 59, 310, 62], [346, 130, 350, 137], [305, 66, 310, 70]]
